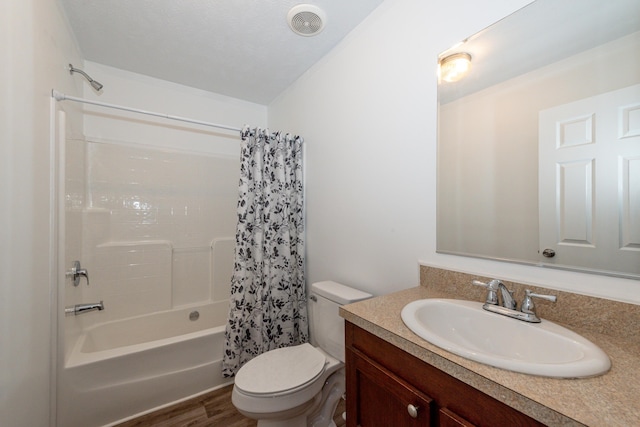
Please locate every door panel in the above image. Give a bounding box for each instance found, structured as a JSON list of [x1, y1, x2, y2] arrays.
[[539, 84, 640, 275], [352, 351, 433, 426]]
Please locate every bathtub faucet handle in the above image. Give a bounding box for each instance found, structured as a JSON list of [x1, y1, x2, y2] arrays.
[[67, 260, 90, 286]]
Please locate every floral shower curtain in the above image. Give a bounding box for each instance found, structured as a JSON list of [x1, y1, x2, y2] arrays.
[[222, 126, 308, 377]]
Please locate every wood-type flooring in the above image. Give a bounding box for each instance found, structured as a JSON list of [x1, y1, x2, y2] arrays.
[[115, 384, 346, 427]]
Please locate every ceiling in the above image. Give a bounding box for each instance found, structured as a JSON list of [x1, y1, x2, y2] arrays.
[[58, 0, 384, 105]]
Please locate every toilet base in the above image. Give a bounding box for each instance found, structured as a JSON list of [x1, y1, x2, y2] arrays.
[[238, 392, 319, 427], [256, 414, 308, 427], [234, 368, 345, 427], [308, 369, 345, 427]]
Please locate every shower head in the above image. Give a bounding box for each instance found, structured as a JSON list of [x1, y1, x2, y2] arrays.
[[89, 79, 103, 91], [69, 64, 103, 91]]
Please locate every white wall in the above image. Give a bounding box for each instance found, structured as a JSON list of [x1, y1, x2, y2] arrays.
[[269, 0, 640, 305], [0, 0, 83, 425]]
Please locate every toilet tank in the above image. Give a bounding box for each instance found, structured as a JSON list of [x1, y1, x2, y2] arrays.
[[308, 281, 372, 362]]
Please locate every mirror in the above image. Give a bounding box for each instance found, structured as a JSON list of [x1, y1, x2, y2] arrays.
[[437, 0, 640, 279]]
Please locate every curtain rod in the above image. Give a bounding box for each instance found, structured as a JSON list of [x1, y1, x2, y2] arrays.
[[51, 90, 242, 133]]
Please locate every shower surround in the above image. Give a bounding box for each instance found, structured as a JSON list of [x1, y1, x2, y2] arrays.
[[59, 137, 240, 426], [66, 138, 238, 323]]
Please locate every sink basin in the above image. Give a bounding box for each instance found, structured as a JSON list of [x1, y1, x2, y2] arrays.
[[401, 299, 611, 378]]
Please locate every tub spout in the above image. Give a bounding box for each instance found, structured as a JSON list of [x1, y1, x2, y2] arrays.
[[65, 301, 104, 315]]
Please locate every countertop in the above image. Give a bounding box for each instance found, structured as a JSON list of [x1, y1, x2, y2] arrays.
[[340, 284, 640, 427]]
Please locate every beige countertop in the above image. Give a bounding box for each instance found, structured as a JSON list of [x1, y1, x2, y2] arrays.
[[340, 273, 640, 427]]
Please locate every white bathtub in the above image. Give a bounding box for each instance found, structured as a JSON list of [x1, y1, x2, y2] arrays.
[[57, 300, 232, 427]]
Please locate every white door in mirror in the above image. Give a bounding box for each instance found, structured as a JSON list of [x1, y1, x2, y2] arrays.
[[539, 83, 640, 275]]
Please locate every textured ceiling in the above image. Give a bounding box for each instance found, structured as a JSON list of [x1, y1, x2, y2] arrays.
[[58, 0, 384, 105]]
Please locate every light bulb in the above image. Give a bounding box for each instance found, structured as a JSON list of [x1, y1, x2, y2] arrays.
[[439, 53, 472, 83]]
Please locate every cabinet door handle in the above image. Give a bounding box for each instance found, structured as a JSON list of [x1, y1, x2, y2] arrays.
[[407, 404, 419, 418]]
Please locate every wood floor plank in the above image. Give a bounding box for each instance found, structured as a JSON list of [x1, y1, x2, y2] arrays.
[[116, 405, 207, 427], [116, 383, 345, 427]]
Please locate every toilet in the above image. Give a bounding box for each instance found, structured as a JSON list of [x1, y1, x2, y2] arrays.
[[231, 281, 372, 427]]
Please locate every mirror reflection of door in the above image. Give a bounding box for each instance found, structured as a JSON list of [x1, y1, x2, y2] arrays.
[[539, 83, 640, 275]]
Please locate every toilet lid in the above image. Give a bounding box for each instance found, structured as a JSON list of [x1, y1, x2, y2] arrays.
[[235, 343, 326, 395]]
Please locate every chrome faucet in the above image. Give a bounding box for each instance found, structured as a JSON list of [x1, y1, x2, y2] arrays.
[[67, 260, 90, 286], [472, 279, 556, 323], [472, 279, 515, 309], [499, 284, 517, 310], [65, 301, 104, 316], [521, 290, 557, 319]]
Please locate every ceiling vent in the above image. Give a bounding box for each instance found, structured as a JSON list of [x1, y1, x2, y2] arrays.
[[287, 4, 326, 37]]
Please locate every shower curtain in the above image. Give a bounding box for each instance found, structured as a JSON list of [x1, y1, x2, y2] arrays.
[[222, 126, 308, 377]]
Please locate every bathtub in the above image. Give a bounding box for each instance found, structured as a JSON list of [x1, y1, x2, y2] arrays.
[[57, 300, 232, 427]]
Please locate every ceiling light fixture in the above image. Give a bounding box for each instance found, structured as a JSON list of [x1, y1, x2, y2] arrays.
[[439, 53, 472, 83], [287, 4, 326, 37]]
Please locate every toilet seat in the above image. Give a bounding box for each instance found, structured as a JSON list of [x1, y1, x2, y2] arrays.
[[235, 343, 327, 397]]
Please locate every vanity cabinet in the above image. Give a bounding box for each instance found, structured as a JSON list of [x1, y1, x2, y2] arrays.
[[345, 322, 546, 427]]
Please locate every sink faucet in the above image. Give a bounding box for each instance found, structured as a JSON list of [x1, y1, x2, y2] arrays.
[[521, 289, 557, 318], [472, 279, 515, 309], [472, 279, 556, 323], [498, 283, 517, 310]]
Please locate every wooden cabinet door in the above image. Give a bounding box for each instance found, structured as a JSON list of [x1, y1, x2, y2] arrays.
[[346, 322, 546, 427], [348, 350, 433, 426], [439, 408, 476, 427]]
